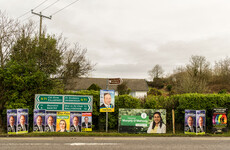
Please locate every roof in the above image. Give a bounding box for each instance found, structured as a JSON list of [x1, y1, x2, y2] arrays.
[[64, 78, 149, 91]]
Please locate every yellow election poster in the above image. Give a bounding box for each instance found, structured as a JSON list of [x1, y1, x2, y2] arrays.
[[56, 112, 70, 132]]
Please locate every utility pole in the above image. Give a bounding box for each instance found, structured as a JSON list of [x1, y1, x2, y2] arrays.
[[31, 10, 52, 37]]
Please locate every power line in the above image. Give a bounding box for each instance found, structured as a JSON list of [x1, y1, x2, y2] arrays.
[[17, 0, 49, 19], [51, 0, 80, 16], [41, 0, 60, 12]]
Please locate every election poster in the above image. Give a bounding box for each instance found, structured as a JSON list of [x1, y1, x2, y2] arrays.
[[184, 110, 196, 135], [118, 109, 166, 133], [212, 108, 228, 133], [56, 111, 70, 132], [33, 109, 46, 132], [70, 112, 82, 132], [17, 109, 29, 134], [7, 109, 17, 134], [82, 113, 92, 131], [100, 90, 115, 112], [45, 111, 57, 132], [196, 110, 206, 135]]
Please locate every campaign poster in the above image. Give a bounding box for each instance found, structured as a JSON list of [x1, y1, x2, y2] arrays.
[[56, 111, 70, 132], [212, 108, 228, 133], [70, 112, 82, 132], [196, 110, 206, 135], [17, 109, 29, 134], [45, 111, 57, 132], [82, 113, 92, 131], [118, 109, 166, 134], [184, 110, 196, 135], [7, 109, 17, 134], [33, 109, 46, 132], [100, 90, 115, 112]]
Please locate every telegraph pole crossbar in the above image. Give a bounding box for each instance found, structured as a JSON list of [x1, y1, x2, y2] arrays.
[[31, 10, 52, 37]]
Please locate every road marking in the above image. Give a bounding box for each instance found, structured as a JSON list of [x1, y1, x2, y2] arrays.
[[94, 137, 146, 141], [67, 143, 120, 146], [0, 143, 60, 146], [191, 137, 230, 141], [0, 137, 54, 140]]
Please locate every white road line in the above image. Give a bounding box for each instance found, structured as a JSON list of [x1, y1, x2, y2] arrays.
[[67, 143, 120, 146], [0, 143, 60, 146], [0, 138, 54, 140], [94, 137, 146, 141], [191, 137, 230, 141]]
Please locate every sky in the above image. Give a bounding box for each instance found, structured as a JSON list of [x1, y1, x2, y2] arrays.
[[1, 0, 230, 80]]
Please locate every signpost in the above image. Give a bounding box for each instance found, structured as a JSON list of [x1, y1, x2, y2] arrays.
[[104, 78, 122, 133], [35, 94, 93, 112]]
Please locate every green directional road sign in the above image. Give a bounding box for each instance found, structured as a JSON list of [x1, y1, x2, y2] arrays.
[[64, 95, 92, 103], [36, 95, 63, 103], [64, 104, 92, 112], [35, 94, 93, 112], [36, 103, 63, 111]]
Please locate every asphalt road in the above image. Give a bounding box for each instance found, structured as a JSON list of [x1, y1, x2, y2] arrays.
[[1, 136, 230, 150]]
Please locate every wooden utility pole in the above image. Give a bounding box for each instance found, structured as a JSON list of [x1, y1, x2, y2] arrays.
[[31, 10, 52, 37]]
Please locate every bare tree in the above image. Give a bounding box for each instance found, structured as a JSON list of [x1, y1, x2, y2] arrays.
[[0, 11, 20, 68], [59, 43, 95, 81], [148, 64, 164, 81], [172, 55, 211, 93]]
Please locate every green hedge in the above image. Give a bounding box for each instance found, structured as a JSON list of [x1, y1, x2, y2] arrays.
[[4, 90, 230, 133]]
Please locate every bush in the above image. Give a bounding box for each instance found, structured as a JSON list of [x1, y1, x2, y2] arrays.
[[147, 88, 162, 96]]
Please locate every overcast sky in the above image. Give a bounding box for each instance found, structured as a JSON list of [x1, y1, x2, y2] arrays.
[[1, 0, 230, 80]]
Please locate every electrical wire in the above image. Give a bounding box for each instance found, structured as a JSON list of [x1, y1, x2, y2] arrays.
[[51, 0, 80, 16], [40, 0, 60, 12], [17, 0, 49, 19]]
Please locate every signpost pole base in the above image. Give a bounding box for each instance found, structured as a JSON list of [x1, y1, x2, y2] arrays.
[[106, 111, 108, 132]]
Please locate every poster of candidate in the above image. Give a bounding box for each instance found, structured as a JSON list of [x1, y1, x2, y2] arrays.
[[196, 110, 206, 135], [70, 112, 82, 132], [45, 111, 57, 132], [82, 113, 92, 131], [100, 90, 115, 112], [184, 110, 196, 135], [7, 109, 17, 134], [118, 109, 166, 133], [33, 109, 46, 132], [56, 112, 70, 132], [17, 109, 29, 134], [212, 108, 228, 133]]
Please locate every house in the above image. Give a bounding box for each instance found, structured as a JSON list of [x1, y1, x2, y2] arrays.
[[64, 78, 149, 98]]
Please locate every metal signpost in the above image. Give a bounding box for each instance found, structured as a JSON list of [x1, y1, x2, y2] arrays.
[[35, 94, 93, 112], [105, 78, 122, 132]]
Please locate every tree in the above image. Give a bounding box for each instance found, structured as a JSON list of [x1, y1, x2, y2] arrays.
[[87, 84, 101, 91], [171, 55, 211, 93], [11, 33, 62, 76], [0, 11, 20, 68], [148, 64, 164, 81], [117, 81, 131, 95], [0, 61, 54, 130], [59, 43, 94, 82]]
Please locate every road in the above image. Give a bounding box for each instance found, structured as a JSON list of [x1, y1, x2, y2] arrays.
[[1, 136, 230, 150]]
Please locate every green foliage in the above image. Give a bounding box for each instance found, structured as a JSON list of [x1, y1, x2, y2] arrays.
[[147, 88, 162, 96], [117, 81, 131, 95], [218, 89, 227, 94], [0, 61, 54, 130], [166, 84, 172, 91], [11, 34, 62, 75], [87, 84, 101, 91]]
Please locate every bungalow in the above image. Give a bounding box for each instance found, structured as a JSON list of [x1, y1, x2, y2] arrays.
[[64, 78, 149, 98]]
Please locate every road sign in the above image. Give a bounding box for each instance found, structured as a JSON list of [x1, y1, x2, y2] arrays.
[[108, 78, 123, 85], [36, 95, 63, 102], [35, 103, 63, 111], [64, 95, 92, 103], [64, 104, 91, 111], [35, 94, 93, 112]]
